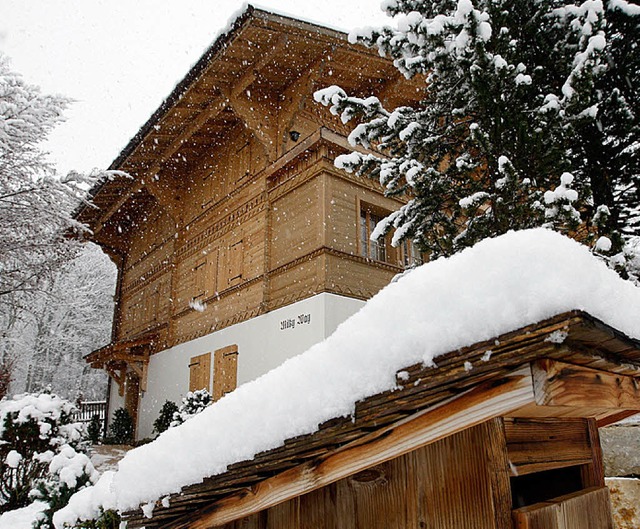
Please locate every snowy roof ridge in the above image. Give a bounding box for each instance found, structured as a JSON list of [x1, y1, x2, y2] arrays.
[[77, 3, 359, 217], [105, 2, 357, 171], [106, 3, 256, 172], [54, 229, 640, 527]]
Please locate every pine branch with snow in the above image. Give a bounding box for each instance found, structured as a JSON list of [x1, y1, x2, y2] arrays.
[[30, 445, 99, 529]]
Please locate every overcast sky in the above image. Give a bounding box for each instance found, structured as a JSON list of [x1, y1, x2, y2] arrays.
[[0, 0, 389, 174]]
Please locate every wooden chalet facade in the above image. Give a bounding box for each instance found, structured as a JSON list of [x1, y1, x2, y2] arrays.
[[121, 311, 640, 529], [78, 6, 423, 438]]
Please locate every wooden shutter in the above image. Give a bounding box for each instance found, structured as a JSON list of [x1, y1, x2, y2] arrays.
[[235, 140, 251, 183], [188, 352, 211, 392], [124, 371, 140, 438], [228, 241, 243, 286], [213, 345, 238, 400], [193, 259, 207, 299]]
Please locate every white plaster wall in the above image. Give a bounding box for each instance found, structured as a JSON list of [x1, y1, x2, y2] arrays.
[[135, 293, 365, 439], [106, 378, 125, 432], [324, 293, 366, 336]]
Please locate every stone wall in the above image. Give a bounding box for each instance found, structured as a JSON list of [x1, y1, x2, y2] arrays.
[[602, 417, 640, 529]]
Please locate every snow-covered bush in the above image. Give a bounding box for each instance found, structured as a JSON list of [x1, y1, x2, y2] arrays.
[[73, 509, 121, 529], [153, 400, 178, 435], [0, 391, 85, 512], [106, 408, 133, 445], [171, 389, 212, 427], [31, 444, 99, 529]]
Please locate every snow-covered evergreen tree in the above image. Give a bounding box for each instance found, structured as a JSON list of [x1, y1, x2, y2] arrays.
[[153, 400, 179, 435], [107, 408, 134, 445], [315, 0, 639, 273]]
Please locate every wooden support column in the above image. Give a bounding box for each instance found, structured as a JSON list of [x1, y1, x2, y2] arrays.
[[105, 364, 126, 397], [224, 90, 277, 161]]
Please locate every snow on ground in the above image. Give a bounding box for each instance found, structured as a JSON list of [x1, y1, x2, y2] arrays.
[[54, 228, 640, 527], [89, 446, 132, 474], [0, 501, 46, 529]]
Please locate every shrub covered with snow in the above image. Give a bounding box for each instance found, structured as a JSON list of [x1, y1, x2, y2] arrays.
[[0, 391, 85, 513], [153, 401, 179, 435], [170, 389, 212, 427], [86, 416, 102, 445], [31, 445, 99, 529]]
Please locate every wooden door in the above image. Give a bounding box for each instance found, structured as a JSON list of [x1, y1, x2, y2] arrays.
[[124, 371, 140, 438]]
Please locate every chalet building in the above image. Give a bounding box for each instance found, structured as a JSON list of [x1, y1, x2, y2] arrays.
[[77, 6, 423, 439]]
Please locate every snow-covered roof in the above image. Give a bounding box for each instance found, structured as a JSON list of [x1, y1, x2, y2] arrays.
[[55, 228, 640, 527]]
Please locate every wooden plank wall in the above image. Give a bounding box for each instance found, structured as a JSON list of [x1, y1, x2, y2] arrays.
[[512, 486, 614, 529], [218, 419, 512, 529]]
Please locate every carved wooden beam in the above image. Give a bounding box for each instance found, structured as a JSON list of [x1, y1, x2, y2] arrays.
[[533, 358, 640, 410], [376, 71, 412, 105], [94, 96, 229, 234], [230, 35, 288, 100], [111, 352, 150, 365], [94, 181, 144, 234], [105, 364, 126, 397], [144, 95, 229, 177], [224, 88, 277, 161], [277, 51, 329, 151], [140, 176, 182, 222]]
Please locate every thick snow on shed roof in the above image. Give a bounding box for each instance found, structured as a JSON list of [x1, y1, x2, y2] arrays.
[[55, 228, 640, 526]]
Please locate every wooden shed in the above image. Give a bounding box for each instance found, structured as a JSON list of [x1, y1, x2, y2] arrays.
[[121, 310, 640, 529]]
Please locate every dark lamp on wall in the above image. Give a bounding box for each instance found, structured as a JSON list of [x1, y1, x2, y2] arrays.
[[289, 130, 301, 142]]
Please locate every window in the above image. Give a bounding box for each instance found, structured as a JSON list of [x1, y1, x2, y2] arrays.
[[360, 208, 388, 262], [191, 251, 218, 302], [360, 203, 423, 268], [399, 239, 424, 268], [213, 345, 238, 400], [227, 240, 243, 286], [146, 286, 159, 323]]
